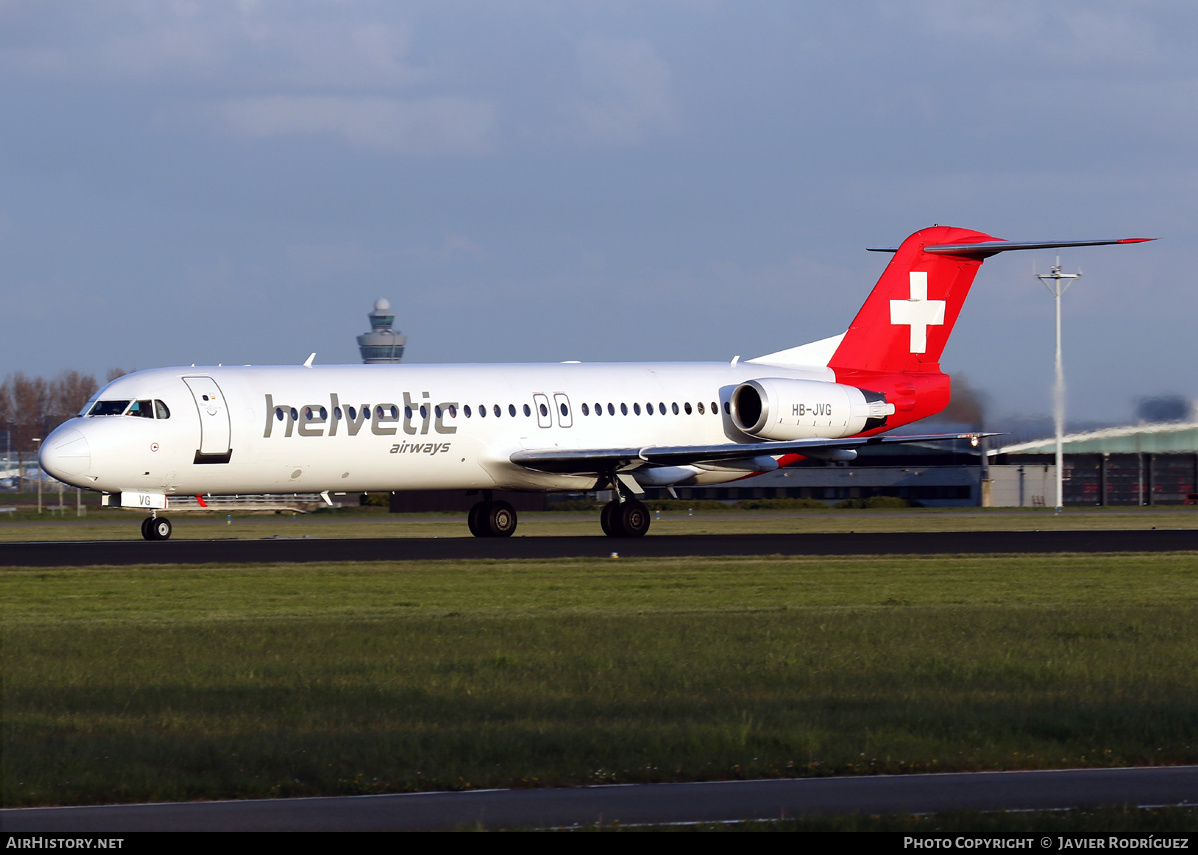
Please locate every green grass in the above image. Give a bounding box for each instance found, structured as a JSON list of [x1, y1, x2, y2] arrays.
[[4, 553, 1197, 807]]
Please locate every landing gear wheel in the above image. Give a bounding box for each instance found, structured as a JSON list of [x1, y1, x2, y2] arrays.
[[601, 499, 651, 537], [616, 500, 650, 538], [600, 501, 618, 537], [485, 501, 517, 538], [147, 517, 172, 541], [141, 517, 154, 541], [467, 501, 488, 537]]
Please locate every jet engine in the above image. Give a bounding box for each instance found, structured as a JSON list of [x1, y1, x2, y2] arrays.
[[729, 378, 894, 441]]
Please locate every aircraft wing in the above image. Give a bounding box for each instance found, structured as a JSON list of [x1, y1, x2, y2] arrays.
[[509, 432, 992, 474]]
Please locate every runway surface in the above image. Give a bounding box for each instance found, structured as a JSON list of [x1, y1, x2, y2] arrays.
[[4, 766, 1195, 831], [4, 528, 1197, 566]]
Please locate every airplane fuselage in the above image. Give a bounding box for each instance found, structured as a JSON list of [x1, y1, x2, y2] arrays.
[[50, 359, 875, 497]]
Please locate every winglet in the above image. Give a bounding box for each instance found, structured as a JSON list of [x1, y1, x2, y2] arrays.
[[303, 353, 316, 368]]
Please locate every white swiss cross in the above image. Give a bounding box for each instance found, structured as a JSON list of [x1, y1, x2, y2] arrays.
[[889, 271, 945, 354]]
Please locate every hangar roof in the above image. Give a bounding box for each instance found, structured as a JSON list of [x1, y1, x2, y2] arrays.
[[994, 422, 1198, 455]]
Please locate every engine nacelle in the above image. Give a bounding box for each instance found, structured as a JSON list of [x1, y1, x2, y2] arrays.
[[729, 378, 894, 441]]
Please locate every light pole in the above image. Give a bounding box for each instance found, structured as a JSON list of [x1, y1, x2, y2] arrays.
[[1036, 259, 1081, 512]]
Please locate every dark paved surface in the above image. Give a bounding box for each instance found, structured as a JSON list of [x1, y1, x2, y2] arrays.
[[3, 766, 1195, 831], [3, 528, 1197, 566]]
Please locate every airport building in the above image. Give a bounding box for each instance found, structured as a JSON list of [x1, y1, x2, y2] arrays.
[[381, 420, 1198, 513], [656, 437, 985, 507], [644, 424, 1198, 508], [992, 422, 1198, 506], [357, 298, 407, 364]]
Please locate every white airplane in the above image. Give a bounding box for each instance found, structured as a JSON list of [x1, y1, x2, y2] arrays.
[[38, 226, 1152, 541]]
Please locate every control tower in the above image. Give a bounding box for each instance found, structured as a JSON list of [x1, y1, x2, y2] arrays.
[[357, 298, 408, 364]]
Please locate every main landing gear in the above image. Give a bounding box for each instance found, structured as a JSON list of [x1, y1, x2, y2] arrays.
[[464, 489, 651, 539], [600, 498, 650, 538], [141, 515, 172, 541], [467, 498, 518, 538]]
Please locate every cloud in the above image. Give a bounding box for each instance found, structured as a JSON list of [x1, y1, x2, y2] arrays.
[[287, 241, 375, 285], [914, 0, 1173, 70], [0, 1, 424, 89], [202, 95, 499, 155], [564, 35, 679, 146]]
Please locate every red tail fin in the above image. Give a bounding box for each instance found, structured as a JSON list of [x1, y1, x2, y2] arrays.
[[828, 226, 1000, 375]]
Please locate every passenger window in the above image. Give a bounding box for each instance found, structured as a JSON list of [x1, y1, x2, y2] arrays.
[[620, 403, 628, 415], [697, 402, 705, 415], [464, 405, 472, 418], [493, 404, 501, 417], [524, 404, 531, 417], [633, 403, 641, 415], [684, 402, 692, 415], [508, 404, 516, 417], [672, 403, 679, 415], [646, 403, 654, 415], [539, 403, 548, 417], [581, 403, 589, 416]]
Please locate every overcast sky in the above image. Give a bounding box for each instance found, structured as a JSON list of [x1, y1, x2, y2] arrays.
[[2, 1, 1193, 425]]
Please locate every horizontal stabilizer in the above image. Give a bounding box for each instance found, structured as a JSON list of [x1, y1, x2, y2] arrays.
[[867, 237, 1155, 256]]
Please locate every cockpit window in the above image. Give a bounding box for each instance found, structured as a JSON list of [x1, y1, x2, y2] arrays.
[[85, 398, 171, 418], [89, 400, 131, 416]]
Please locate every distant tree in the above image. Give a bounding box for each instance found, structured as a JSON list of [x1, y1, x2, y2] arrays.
[[47, 370, 100, 426], [1136, 395, 1193, 424], [938, 375, 988, 428], [0, 370, 101, 451], [0, 374, 49, 451]]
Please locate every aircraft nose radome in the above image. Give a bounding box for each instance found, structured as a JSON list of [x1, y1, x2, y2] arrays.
[[39, 428, 91, 479]]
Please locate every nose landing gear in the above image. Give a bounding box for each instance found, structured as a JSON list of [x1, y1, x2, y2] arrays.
[[141, 516, 172, 541]]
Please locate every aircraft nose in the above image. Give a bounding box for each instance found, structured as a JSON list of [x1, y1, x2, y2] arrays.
[[39, 428, 91, 480]]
